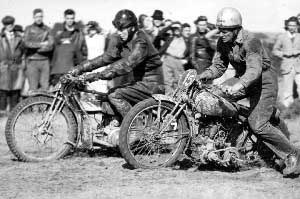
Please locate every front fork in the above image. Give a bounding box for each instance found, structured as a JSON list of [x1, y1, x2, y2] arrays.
[[38, 93, 65, 135]]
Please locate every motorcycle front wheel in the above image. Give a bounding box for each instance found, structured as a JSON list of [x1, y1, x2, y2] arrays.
[[119, 98, 189, 169], [5, 96, 78, 162]]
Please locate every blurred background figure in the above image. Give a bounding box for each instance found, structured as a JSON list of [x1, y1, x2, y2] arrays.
[[50, 9, 87, 86], [181, 23, 192, 70], [181, 23, 191, 41], [189, 16, 215, 75], [152, 9, 165, 33], [152, 9, 167, 49], [85, 20, 108, 93], [0, 16, 25, 112], [297, 13, 300, 33], [164, 19, 172, 27], [138, 14, 147, 28], [138, 14, 155, 41], [161, 22, 189, 95], [273, 16, 300, 107], [13, 25, 24, 37], [24, 8, 53, 93]]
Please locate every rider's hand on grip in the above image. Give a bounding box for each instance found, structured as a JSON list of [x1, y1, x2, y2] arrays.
[[74, 75, 87, 90], [60, 73, 74, 84], [197, 70, 212, 83], [69, 68, 81, 76], [82, 73, 98, 83]]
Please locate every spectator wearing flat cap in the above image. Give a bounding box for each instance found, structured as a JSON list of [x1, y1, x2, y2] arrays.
[[0, 16, 26, 112], [189, 16, 217, 75], [24, 8, 54, 92], [160, 22, 189, 95]]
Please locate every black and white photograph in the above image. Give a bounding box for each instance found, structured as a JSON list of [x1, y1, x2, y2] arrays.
[[0, 0, 300, 198]]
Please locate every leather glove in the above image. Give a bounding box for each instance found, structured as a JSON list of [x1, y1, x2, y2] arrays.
[[60, 73, 74, 84], [69, 67, 81, 76], [83, 71, 114, 83], [69, 60, 92, 76], [197, 70, 213, 82], [82, 73, 98, 83]]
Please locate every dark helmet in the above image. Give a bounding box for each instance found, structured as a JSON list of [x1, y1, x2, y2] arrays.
[[112, 9, 138, 30]]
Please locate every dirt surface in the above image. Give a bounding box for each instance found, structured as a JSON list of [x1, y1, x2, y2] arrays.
[[1, 116, 300, 199]]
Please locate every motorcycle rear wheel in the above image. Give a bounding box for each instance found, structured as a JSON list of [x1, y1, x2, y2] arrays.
[[119, 98, 189, 169], [5, 96, 78, 162]]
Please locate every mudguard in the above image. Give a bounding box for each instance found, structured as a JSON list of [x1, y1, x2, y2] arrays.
[[27, 90, 56, 98]]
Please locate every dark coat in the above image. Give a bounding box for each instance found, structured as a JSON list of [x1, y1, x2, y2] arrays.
[[0, 30, 25, 90], [51, 22, 87, 74], [207, 29, 272, 88], [24, 23, 54, 60], [189, 31, 215, 73], [153, 26, 173, 55]]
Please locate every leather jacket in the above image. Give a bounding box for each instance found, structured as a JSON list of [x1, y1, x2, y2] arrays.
[[77, 29, 164, 84], [24, 23, 54, 60]]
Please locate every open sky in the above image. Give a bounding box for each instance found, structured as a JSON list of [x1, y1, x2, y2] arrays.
[[0, 0, 300, 32]]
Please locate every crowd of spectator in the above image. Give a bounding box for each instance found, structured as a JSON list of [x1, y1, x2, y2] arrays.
[[0, 8, 300, 113]]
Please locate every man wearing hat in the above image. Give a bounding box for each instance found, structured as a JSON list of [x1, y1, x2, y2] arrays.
[[24, 8, 54, 92], [189, 16, 217, 75], [152, 10, 164, 30], [0, 16, 25, 112], [152, 10, 167, 50]]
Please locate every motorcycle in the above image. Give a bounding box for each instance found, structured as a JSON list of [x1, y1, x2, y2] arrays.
[[118, 69, 285, 169], [5, 75, 120, 162]]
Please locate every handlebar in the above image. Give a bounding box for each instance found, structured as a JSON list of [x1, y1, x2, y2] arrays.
[[60, 74, 86, 85], [59, 73, 109, 99]]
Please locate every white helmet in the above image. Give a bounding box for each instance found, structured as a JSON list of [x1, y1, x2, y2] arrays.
[[216, 7, 242, 29]]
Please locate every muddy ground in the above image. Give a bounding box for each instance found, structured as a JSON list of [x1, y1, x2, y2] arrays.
[[1, 116, 300, 199]]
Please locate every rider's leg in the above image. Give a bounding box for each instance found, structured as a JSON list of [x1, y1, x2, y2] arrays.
[[108, 91, 132, 118], [247, 71, 296, 161], [216, 77, 291, 140], [108, 82, 163, 118]]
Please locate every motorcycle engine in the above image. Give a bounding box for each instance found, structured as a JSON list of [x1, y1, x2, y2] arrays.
[[187, 116, 245, 167]]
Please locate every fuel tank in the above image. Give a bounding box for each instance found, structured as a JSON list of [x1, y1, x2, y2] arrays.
[[193, 90, 238, 117]]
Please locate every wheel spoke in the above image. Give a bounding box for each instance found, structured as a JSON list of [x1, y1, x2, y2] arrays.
[[125, 102, 187, 168], [9, 98, 73, 161]]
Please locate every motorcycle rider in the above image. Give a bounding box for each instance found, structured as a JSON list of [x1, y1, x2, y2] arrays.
[[69, 9, 164, 121], [198, 7, 300, 177]]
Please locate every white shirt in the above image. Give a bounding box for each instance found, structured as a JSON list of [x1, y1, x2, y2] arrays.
[[85, 33, 106, 59], [85, 33, 108, 93], [166, 37, 186, 58]]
